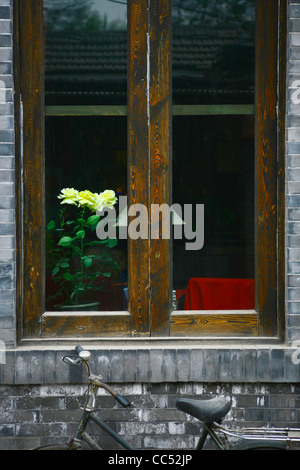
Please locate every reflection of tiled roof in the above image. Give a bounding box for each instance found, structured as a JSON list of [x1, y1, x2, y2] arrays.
[[46, 30, 127, 76], [45, 26, 254, 105]]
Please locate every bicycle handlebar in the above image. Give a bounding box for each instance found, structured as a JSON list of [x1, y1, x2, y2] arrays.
[[65, 345, 131, 408]]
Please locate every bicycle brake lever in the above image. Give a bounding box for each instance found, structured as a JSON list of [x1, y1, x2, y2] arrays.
[[63, 356, 81, 366]]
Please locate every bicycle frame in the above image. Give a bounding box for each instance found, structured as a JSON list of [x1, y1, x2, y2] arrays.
[[196, 424, 230, 450], [68, 408, 133, 450], [196, 421, 300, 450]]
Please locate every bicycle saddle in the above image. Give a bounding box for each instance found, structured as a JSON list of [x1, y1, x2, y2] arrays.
[[176, 397, 231, 423]]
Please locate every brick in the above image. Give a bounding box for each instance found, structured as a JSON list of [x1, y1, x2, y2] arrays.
[[203, 349, 218, 381], [93, 350, 110, 382], [163, 349, 177, 382], [176, 350, 190, 382], [0, 116, 13, 129], [190, 349, 204, 381], [288, 287, 300, 300], [0, 63, 11, 74], [136, 350, 150, 382], [0, 183, 13, 195], [271, 350, 285, 381], [0, 6, 10, 18], [149, 350, 163, 382], [0, 236, 14, 249], [0, 34, 10, 47], [291, 5, 300, 18], [287, 181, 300, 194], [218, 349, 231, 382], [0, 289, 14, 301], [230, 349, 244, 382], [0, 210, 15, 224], [54, 351, 69, 383], [0, 21, 11, 33], [257, 350, 270, 382], [109, 350, 124, 382], [0, 301, 13, 315], [123, 350, 137, 382], [0, 103, 13, 115], [288, 194, 300, 207], [0, 130, 13, 143], [0, 350, 14, 383]]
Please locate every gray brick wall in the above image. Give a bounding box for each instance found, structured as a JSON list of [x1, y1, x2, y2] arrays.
[[0, 0, 15, 350], [0, 382, 300, 450]]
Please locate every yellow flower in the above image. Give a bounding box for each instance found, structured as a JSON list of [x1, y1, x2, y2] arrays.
[[57, 188, 79, 205], [77, 190, 97, 209], [94, 190, 117, 212]]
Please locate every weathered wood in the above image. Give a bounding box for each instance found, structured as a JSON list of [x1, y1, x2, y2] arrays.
[[45, 104, 254, 117], [276, 0, 287, 341], [173, 104, 254, 116], [170, 311, 258, 337], [255, 0, 279, 336], [149, 0, 172, 336], [13, 0, 22, 343], [41, 312, 131, 338], [19, 0, 45, 338], [128, 0, 151, 335], [45, 105, 128, 116]]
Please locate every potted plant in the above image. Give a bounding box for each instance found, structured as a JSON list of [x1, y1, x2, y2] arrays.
[[46, 187, 120, 310]]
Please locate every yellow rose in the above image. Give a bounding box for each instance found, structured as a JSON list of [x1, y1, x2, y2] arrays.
[[57, 188, 79, 205], [77, 190, 97, 209], [94, 190, 117, 212]]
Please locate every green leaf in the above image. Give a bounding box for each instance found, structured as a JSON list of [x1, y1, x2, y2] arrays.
[[47, 220, 55, 230], [63, 272, 72, 281], [106, 238, 118, 248], [52, 266, 60, 276], [87, 215, 100, 226], [86, 240, 106, 246], [59, 261, 70, 268], [102, 272, 111, 277], [84, 257, 93, 268], [76, 230, 85, 239], [58, 236, 73, 247]]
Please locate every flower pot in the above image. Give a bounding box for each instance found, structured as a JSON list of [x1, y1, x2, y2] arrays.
[[56, 301, 100, 312]]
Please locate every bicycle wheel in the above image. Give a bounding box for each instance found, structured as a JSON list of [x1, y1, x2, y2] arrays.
[[33, 443, 73, 450], [233, 440, 286, 450]]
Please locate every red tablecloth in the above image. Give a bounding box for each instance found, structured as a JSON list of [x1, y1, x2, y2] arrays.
[[184, 277, 255, 310]]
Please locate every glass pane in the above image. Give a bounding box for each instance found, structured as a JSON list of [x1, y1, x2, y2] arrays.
[[44, 0, 128, 311], [172, 0, 256, 311], [44, 0, 127, 106]]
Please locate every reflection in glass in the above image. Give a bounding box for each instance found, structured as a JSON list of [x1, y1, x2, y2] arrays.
[[44, 0, 128, 311], [44, 0, 127, 106], [172, 0, 256, 311]]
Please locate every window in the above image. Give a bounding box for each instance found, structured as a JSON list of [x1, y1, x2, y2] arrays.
[[15, 0, 286, 340]]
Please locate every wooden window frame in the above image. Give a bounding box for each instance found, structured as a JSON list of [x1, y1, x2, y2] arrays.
[[14, 0, 286, 341]]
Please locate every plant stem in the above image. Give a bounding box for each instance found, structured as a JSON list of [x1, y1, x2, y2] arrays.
[[80, 206, 86, 290]]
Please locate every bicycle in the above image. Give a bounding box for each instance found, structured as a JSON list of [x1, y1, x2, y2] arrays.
[[34, 345, 300, 450]]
